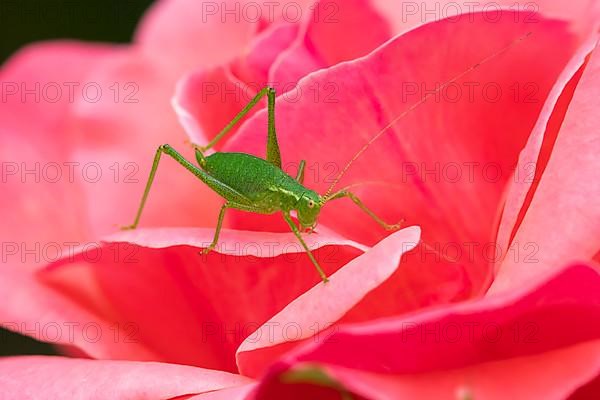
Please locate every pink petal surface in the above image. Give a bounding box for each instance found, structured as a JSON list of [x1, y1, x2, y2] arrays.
[[173, 65, 260, 148], [136, 0, 318, 72], [267, 340, 600, 400], [494, 35, 598, 274], [0, 356, 251, 400], [236, 226, 421, 378], [186, 384, 257, 400], [68, 48, 223, 238], [6, 228, 365, 371], [232, 22, 300, 89], [371, 0, 600, 37], [173, 22, 299, 147], [490, 41, 600, 293], [135, 0, 257, 71], [270, 263, 600, 372], [0, 41, 226, 271], [0, 42, 117, 268], [253, 380, 364, 400], [569, 375, 600, 399], [0, 267, 157, 361], [270, 0, 391, 86], [174, 0, 392, 150], [3, 0, 313, 254], [0, 41, 115, 137], [252, 262, 600, 398], [226, 11, 578, 296]]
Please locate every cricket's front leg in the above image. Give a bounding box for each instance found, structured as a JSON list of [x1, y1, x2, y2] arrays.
[[201, 201, 269, 256], [201, 203, 229, 255], [282, 212, 329, 283], [326, 190, 404, 231]]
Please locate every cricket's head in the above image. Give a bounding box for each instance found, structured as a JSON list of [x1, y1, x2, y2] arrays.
[[296, 190, 323, 230]]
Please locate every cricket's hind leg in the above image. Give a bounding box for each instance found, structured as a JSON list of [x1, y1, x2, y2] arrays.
[[199, 86, 279, 154], [296, 160, 306, 184], [186, 86, 281, 170], [122, 144, 251, 230]]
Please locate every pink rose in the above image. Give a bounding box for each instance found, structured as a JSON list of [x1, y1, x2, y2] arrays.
[[1, 0, 599, 399]]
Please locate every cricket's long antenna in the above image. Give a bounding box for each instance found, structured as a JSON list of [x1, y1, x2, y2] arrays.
[[322, 31, 532, 200]]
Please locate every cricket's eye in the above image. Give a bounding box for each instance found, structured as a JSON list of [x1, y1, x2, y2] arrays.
[[308, 200, 315, 208]]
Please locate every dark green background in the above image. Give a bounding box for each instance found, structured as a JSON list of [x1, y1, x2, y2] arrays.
[[0, 0, 154, 63], [0, 0, 154, 356]]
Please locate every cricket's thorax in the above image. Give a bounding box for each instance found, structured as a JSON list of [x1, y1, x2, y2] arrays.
[[203, 152, 310, 212]]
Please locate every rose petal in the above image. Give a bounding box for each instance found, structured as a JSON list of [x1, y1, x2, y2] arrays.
[[236, 226, 421, 378], [269, 263, 600, 373], [265, 341, 600, 400], [253, 262, 600, 398], [371, 0, 600, 38], [234, 22, 300, 88], [491, 41, 600, 292], [0, 42, 117, 268], [69, 49, 223, 237], [226, 11, 578, 295], [0, 41, 115, 137], [186, 383, 257, 399], [0, 356, 251, 400], [135, 0, 257, 71], [173, 65, 259, 147], [270, 0, 392, 86], [494, 36, 598, 274], [173, 0, 392, 149], [0, 267, 157, 360], [3, 228, 365, 371], [173, 22, 299, 147]]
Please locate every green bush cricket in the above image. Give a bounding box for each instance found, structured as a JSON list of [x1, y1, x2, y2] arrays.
[[122, 33, 530, 283]]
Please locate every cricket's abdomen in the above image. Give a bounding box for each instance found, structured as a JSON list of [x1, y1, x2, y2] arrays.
[[203, 152, 306, 211]]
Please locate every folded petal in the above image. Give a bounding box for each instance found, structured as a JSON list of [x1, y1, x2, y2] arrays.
[[173, 0, 392, 149], [234, 22, 300, 89], [173, 65, 260, 148], [0, 356, 251, 400], [172, 22, 299, 147], [0, 266, 158, 361], [270, 0, 392, 86], [254, 262, 600, 398], [236, 226, 421, 377], [2, 228, 364, 371], [273, 263, 600, 371], [494, 36, 598, 275], [491, 41, 600, 292], [262, 342, 600, 400]]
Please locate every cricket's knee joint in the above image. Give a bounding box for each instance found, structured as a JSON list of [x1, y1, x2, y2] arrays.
[[267, 86, 276, 95], [345, 191, 357, 200], [159, 144, 171, 151]]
